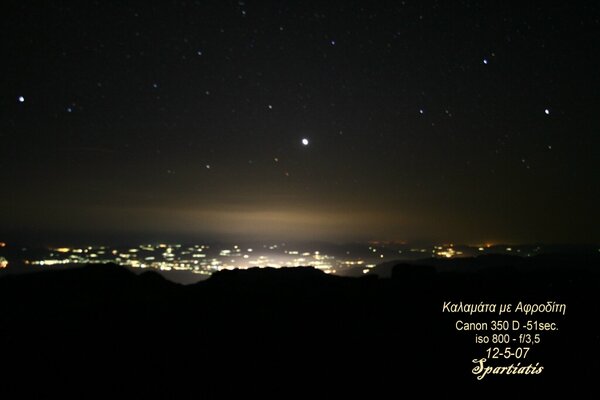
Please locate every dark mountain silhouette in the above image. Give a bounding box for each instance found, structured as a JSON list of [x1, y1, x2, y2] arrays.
[[0, 254, 598, 398]]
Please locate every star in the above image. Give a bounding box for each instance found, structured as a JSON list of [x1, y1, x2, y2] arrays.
[[301, 138, 309, 146], [483, 58, 488, 64], [267, 104, 273, 109], [206, 164, 211, 169], [18, 96, 25, 103], [544, 108, 550, 115]]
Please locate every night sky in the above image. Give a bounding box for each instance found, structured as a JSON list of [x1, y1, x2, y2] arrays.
[[2, 1, 599, 244]]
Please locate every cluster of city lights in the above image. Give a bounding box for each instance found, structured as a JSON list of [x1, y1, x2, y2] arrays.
[[0, 241, 553, 278], [22, 243, 376, 276]]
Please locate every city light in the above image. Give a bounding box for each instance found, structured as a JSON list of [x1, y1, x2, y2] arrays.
[[6, 242, 528, 279]]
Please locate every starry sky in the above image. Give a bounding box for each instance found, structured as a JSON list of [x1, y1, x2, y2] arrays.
[[2, 1, 599, 244]]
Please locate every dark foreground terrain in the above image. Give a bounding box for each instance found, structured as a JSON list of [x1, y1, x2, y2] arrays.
[[1, 254, 598, 398]]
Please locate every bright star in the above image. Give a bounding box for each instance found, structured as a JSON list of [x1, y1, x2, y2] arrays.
[[18, 96, 25, 103], [544, 108, 550, 115], [301, 138, 309, 146]]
